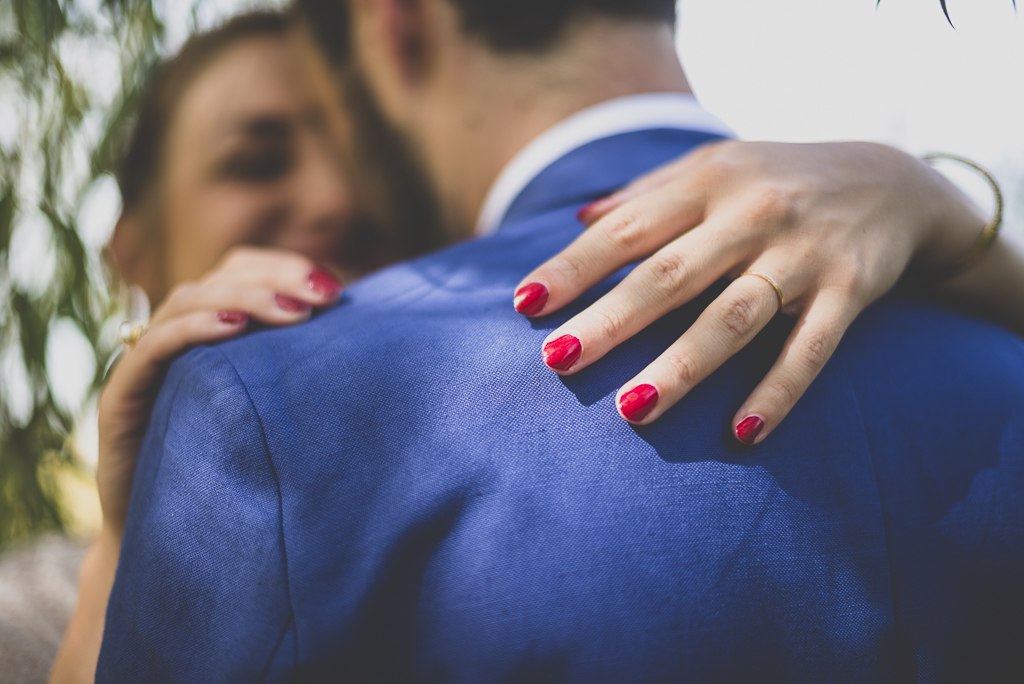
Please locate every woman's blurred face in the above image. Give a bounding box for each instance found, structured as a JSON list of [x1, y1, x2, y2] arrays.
[[156, 35, 355, 293]]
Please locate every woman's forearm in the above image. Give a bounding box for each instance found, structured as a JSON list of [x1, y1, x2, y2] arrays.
[[48, 528, 121, 684]]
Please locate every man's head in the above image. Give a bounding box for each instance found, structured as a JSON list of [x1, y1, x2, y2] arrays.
[[294, 0, 684, 234], [298, 0, 675, 61]]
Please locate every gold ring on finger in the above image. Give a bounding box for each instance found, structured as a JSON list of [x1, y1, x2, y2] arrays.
[[741, 271, 785, 313], [118, 321, 147, 347]]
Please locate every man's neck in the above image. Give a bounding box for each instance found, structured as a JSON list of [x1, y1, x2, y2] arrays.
[[418, 16, 692, 234]]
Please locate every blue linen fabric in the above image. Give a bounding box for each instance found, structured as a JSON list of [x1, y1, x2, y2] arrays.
[[97, 129, 1024, 683]]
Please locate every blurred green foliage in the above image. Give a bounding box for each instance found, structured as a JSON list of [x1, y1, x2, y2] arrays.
[[0, 0, 163, 548]]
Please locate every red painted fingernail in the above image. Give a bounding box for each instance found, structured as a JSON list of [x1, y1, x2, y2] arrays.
[[514, 282, 549, 316], [216, 311, 248, 325], [542, 334, 582, 372], [575, 197, 615, 225], [618, 384, 659, 423], [735, 416, 765, 445], [576, 200, 601, 224], [308, 268, 342, 297], [275, 294, 312, 313]]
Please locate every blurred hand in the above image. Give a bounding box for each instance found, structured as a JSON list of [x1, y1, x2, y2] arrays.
[[514, 140, 984, 445], [97, 247, 343, 535]]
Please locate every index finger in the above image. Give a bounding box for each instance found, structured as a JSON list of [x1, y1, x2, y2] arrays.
[[206, 246, 343, 293], [513, 177, 709, 318], [576, 140, 727, 226]]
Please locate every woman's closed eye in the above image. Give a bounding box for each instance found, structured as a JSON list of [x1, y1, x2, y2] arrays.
[[218, 145, 293, 183]]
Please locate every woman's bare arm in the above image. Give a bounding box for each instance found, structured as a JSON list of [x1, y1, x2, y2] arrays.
[[48, 530, 120, 684], [937, 230, 1024, 336]]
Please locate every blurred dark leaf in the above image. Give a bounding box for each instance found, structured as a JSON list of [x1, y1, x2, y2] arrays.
[[0, 185, 14, 251], [878, 0, 1017, 27], [14, 0, 68, 58], [0, 41, 22, 66]]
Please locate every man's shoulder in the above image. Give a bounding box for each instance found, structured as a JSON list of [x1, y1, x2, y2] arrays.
[[137, 343, 273, 500], [103, 346, 292, 683], [150, 345, 255, 453], [210, 206, 585, 375]]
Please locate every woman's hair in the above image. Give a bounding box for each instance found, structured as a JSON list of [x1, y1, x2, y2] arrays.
[[116, 11, 290, 211], [114, 8, 449, 278]]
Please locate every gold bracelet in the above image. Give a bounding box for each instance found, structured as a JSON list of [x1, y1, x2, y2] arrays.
[[923, 153, 1002, 279]]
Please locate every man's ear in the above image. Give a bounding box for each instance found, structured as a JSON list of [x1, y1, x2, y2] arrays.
[[368, 0, 437, 83]]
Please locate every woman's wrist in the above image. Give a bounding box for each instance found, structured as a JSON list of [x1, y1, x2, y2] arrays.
[[97, 520, 124, 554], [48, 526, 122, 684], [935, 230, 1024, 336], [909, 159, 990, 275], [77, 525, 121, 631]]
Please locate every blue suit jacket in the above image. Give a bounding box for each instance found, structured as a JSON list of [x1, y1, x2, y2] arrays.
[[98, 129, 1024, 683]]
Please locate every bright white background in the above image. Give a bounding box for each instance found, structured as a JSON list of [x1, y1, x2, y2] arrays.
[[677, 0, 1024, 229], [187, 0, 1024, 229], [24, 0, 1024, 471]]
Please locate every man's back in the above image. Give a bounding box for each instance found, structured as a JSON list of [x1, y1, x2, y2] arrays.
[[99, 130, 1024, 683]]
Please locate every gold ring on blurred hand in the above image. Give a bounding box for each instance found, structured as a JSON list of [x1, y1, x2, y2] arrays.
[[118, 321, 146, 347], [741, 271, 785, 313]]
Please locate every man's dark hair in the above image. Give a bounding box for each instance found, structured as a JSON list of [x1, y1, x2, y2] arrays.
[[296, 0, 676, 66]]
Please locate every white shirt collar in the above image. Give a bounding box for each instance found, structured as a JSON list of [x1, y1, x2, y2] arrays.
[[474, 92, 736, 235]]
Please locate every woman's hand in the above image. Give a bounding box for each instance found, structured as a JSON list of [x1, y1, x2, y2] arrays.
[[514, 140, 987, 445], [98, 246, 343, 534]]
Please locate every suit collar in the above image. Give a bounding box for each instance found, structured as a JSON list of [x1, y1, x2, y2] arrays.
[[475, 93, 735, 235], [495, 127, 730, 233]]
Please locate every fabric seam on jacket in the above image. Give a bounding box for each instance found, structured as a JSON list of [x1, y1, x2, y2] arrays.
[[842, 360, 909, 671], [210, 346, 297, 674]]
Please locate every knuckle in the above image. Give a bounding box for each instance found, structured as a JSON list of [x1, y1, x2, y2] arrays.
[[697, 156, 739, 187], [283, 251, 315, 273], [590, 307, 628, 341], [747, 182, 804, 227], [602, 208, 650, 252], [554, 252, 590, 289], [663, 350, 700, 388], [765, 375, 800, 410], [721, 293, 762, 338], [834, 254, 871, 296], [221, 245, 254, 267], [643, 250, 693, 296], [798, 330, 834, 370], [166, 281, 198, 305]]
